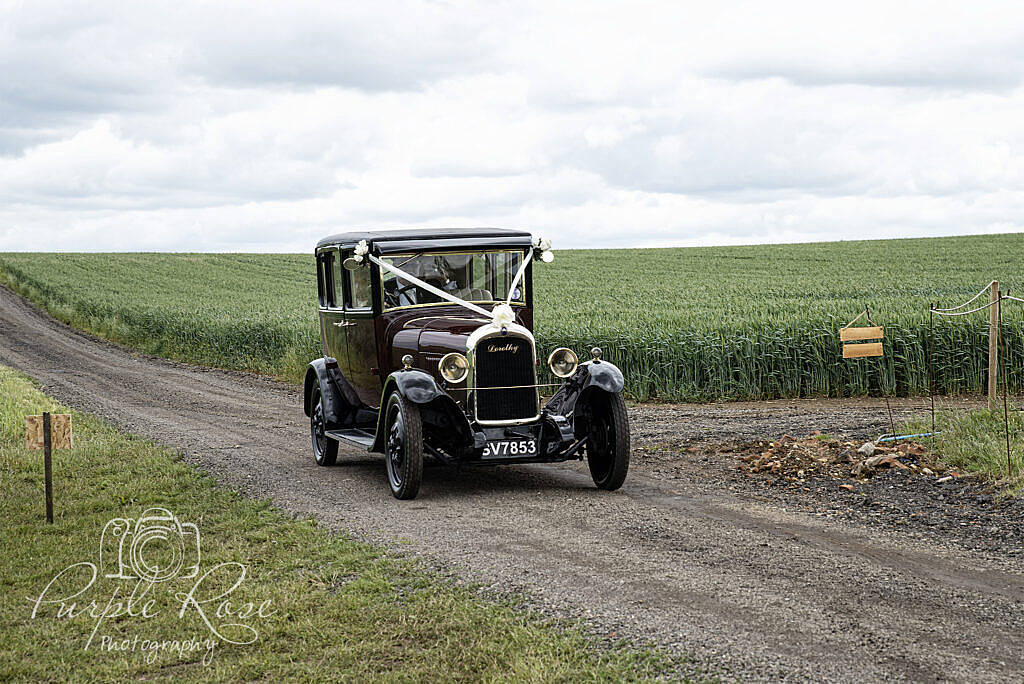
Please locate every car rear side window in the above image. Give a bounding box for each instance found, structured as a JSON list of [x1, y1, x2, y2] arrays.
[[316, 254, 326, 307], [317, 251, 337, 307]]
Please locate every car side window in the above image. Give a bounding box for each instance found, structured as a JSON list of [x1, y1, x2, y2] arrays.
[[316, 253, 327, 307], [329, 250, 344, 309], [318, 251, 339, 308], [345, 252, 372, 310]]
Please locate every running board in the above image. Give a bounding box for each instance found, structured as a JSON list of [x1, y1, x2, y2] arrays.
[[326, 428, 375, 449]]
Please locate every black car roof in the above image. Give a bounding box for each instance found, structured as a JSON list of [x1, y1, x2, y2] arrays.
[[316, 228, 533, 253]]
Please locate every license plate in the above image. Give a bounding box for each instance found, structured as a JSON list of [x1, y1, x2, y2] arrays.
[[481, 439, 537, 458]]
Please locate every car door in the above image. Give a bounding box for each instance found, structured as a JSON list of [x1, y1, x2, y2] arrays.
[[320, 248, 348, 363], [316, 250, 330, 357], [340, 249, 381, 408]]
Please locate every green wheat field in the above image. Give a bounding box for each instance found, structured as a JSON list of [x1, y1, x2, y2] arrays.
[[1, 233, 1022, 402]]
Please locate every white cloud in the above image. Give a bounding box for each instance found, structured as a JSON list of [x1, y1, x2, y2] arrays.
[[1, 0, 1024, 251]]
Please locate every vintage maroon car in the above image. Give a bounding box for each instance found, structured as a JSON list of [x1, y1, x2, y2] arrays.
[[303, 228, 629, 499]]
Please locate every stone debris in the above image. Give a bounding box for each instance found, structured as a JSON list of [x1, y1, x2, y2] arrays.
[[737, 435, 951, 484]]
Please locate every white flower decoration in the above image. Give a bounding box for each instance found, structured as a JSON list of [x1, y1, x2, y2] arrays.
[[492, 303, 516, 327], [533, 236, 553, 262], [352, 239, 369, 262]]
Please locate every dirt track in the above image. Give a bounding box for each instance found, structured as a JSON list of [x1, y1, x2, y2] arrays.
[[2, 284, 1023, 682]]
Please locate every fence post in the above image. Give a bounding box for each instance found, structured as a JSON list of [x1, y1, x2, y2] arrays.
[[989, 281, 999, 410], [1000, 290, 1012, 478], [43, 411, 53, 524]]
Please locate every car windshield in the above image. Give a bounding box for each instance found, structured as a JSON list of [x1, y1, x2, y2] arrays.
[[381, 250, 526, 310]]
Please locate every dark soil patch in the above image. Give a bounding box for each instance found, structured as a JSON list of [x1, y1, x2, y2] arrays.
[[638, 431, 1024, 556]]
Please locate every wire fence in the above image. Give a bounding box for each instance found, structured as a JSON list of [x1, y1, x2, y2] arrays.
[[925, 282, 1020, 477]]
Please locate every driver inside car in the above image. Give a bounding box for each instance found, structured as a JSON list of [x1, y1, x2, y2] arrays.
[[383, 253, 494, 306], [387, 256, 452, 306]]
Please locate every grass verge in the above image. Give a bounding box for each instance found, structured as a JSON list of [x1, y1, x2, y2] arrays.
[[904, 407, 1024, 493], [0, 366, 675, 682]]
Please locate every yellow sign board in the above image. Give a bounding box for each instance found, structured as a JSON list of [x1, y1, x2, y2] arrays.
[[26, 414, 73, 450], [839, 326, 884, 342], [840, 321, 884, 358], [843, 342, 884, 358]]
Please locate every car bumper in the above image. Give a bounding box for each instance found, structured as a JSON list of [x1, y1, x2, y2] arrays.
[[465, 412, 581, 464]]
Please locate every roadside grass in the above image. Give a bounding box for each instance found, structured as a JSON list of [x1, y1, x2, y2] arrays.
[[0, 366, 676, 682], [904, 407, 1024, 493]]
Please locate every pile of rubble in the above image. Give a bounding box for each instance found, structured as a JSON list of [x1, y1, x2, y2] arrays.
[[735, 432, 962, 484]]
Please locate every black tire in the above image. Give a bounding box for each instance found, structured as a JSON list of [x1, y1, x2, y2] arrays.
[[584, 391, 630, 490], [384, 392, 424, 500], [310, 385, 338, 466]]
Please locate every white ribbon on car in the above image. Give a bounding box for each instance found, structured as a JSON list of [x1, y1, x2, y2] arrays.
[[367, 252, 494, 318], [350, 237, 552, 326]]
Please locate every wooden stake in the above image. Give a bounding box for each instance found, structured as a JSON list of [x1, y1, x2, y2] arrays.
[[1001, 290, 1013, 478], [43, 411, 53, 524], [989, 281, 999, 411], [929, 304, 935, 436]]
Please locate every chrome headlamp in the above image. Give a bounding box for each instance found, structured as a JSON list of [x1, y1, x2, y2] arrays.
[[438, 352, 469, 384], [547, 347, 579, 378]]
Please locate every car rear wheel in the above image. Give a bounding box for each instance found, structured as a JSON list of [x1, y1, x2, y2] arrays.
[[585, 391, 630, 490], [384, 392, 423, 500], [310, 385, 338, 466]]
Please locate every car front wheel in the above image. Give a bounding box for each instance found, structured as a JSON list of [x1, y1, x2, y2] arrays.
[[384, 392, 424, 500], [584, 391, 630, 490], [310, 385, 338, 466]]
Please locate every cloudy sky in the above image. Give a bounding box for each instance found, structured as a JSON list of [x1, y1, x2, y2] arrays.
[[2, 1, 1024, 251]]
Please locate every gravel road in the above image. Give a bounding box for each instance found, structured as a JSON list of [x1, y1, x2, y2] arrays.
[[2, 284, 1023, 682]]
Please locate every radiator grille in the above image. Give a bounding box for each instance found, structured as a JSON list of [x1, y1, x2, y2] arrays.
[[474, 335, 537, 421]]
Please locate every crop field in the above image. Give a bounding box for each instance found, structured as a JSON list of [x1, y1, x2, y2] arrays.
[[1, 233, 1023, 402]]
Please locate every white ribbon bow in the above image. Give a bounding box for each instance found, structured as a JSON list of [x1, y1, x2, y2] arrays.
[[356, 236, 553, 325]]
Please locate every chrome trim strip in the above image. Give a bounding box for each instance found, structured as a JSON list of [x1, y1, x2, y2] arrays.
[[467, 383, 561, 390]]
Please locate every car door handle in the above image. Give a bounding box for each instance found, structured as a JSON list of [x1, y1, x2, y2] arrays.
[[333, 321, 356, 327]]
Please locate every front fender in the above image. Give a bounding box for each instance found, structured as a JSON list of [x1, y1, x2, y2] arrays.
[[545, 360, 625, 418], [370, 370, 474, 453], [303, 358, 360, 428], [384, 369, 447, 404], [581, 359, 624, 394]]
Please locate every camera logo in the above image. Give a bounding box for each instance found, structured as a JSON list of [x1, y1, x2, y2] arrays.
[[100, 507, 201, 583]]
